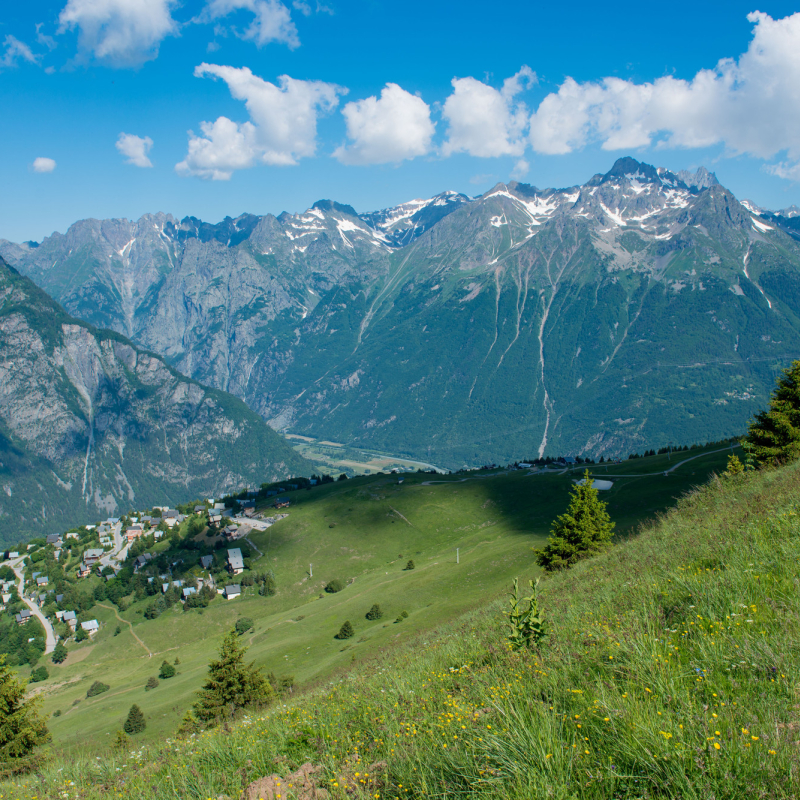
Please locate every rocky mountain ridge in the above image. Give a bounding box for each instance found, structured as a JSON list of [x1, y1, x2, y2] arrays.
[[0, 257, 310, 540], [4, 157, 800, 468]]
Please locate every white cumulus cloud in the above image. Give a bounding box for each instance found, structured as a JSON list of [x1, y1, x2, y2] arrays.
[[528, 10, 800, 179], [1, 35, 39, 68], [58, 0, 178, 66], [202, 0, 299, 48], [176, 63, 344, 179], [116, 133, 154, 167], [442, 67, 535, 158], [334, 83, 435, 165], [32, 157, 57, 173]]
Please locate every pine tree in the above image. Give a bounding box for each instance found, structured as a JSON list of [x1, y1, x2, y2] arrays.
[[366, 604, 383, 620], [745, 360, 800, 466], [0, 656, 50, 775], [335, 620, 354, 639], [535, 471, 615, 571], [192, 629, 272, 724], [123, 704, 146, 735]]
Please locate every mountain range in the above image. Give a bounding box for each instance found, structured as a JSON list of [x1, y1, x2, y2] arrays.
[[0, 257, 309, 541], [3, 157, 800, 469]]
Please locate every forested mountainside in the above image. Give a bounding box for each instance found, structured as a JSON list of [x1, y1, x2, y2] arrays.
[[0, 257, 310, 541], [4, 158, 800, 467]]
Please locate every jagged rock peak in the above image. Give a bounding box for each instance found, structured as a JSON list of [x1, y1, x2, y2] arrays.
[[677, 166, 719, 190], [311, 199, 359, 217]]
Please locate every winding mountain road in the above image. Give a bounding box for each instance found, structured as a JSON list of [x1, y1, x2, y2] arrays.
[[11, 558, 56, 654]]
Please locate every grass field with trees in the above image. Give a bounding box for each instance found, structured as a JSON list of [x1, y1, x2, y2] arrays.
[[0, 443, 739, 758]]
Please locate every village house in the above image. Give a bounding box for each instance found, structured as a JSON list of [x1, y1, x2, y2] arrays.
[[76, 562, 91, 579], [182, 587, 197, 600], [200, 555, 213, 570], [15, 610, 31, 625], [83, 548, 104, 565], [65, 533, 79, 541], [46, 533, 62, 546], [126, 525, 144, 543], [227, 548, 244, 575], [7, 552, 19, 559], [36, 576, 48, 587], [1, 593, 11, 606], [223, 584, 241, 600], [81, 620, 99, 636], [209, 513, 222, 524], [63, 611, 77, 630]]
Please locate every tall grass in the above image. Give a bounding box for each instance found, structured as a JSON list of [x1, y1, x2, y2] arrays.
[[7, 465, 799, 799]]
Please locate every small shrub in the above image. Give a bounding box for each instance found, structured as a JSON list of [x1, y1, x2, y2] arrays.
[[235, 617, 254, 635], [366, 604, 383, 620], [145, 676, 159, 691], [113, 626, 121, 636], [75, 627, 88, 643], [112, 730, 129, 750], [723, 454, 745, 476], [325, 579, 345, 594], [52, 710, 61, 718], [158, 660, 176, 679], [123, 704, 146, 735], [29, 666, 48, 683], [86, 681, 109, 698], [404, 560, 415, 570], [395, 611, 409, 623], [335, 620, 354, 640]]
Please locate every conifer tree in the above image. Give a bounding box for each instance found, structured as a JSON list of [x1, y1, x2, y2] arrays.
[[745, 360, 800, 465], [0, 656, 49, 775], [335, 620, 354, 639], [123, 704, 146, 735], [535, 471, 615, 571], [192, 629, 272, 724]]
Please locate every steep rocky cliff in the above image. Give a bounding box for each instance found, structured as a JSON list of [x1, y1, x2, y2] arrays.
[[0, 257, 310, 542]]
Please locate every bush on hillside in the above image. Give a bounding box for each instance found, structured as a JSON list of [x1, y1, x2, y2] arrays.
[[145, 676, 159, 691], [325, 579, 344, 594], [366, 604, 383, 621], [235, 617, 254, 635], [29, 666, 48, 683], [404, 560, 415, 570], [745, 359, 800, 465], [335, 621, 354, 640], [123, 704, 146, 735], [159, 661, 176, 679], [535, 471, 615, 571], [75, 627, 88, 643], [86, 681, 109, 698], [50, 642, 67, 664]]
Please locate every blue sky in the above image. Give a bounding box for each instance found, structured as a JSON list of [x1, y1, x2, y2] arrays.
[[3, 0, 800, 242]]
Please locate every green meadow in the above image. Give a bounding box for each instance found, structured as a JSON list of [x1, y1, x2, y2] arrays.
[[26, 444, 737, 753]]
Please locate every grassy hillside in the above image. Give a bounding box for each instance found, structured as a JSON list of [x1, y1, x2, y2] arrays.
[[9, 446, 796, 799], [0, 447, 746, 775]]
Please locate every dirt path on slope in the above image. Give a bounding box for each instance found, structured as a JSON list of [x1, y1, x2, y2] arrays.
[[96, 603, 152, 657]]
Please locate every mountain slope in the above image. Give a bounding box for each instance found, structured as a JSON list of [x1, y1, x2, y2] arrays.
[[4, 159, 800, 467], [0, 257, 310, 542]]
